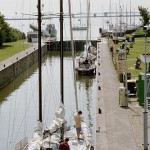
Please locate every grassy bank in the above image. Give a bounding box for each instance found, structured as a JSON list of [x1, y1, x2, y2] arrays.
[[0, 40, 31, 62], [113, 37, 150, 77]]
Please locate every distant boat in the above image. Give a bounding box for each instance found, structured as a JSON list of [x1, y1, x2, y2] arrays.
[[75, 0, 96, 75], [72, 0, 87, 31], [29, 23, 57, 38], [45, 24, 57, 37], [72, 26, 88, 31], [29, 24, 50, 37], [75, 45, 96, 75]]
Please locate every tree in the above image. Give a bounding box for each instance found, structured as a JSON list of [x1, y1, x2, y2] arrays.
[[138, 6, 150, 26], [0, 13, 6, 45], [0, 29, 5, 46], [0, 12, 26, 46]]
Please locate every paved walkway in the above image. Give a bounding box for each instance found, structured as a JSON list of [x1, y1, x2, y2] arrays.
[[96, 39, 150, 150]]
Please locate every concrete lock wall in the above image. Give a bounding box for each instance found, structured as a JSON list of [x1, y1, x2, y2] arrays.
[[0, 45, 47, 90]]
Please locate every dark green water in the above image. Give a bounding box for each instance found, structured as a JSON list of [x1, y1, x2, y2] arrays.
[[0, 51, 96, 149]]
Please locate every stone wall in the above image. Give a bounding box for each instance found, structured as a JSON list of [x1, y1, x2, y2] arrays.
[[0, 45, 47, 90]]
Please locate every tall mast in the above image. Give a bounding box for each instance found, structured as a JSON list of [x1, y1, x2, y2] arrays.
[[68, 0, 78, 111], [60, 0, 64, 104], [109, 0, 112, 30], [80, 0, 81, 27], [86, 0, 90, 60], [37, 0, 42, 122], [126, 2, 128, 30], [130, 0, 131, 27], [60, 0, 64, 140], [86, 0, 90, 45]]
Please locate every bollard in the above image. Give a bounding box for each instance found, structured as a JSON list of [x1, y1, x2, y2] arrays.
[[96, 127, 100, 133], [98, 86, 101, 90], [98, 108, 102, 114], [90, 146, 94, 150]]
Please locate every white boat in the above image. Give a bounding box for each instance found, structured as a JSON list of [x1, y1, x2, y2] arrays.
[[75, 0, 97, 75], [45, 24, 57, 38], [15, 0, 93, 150], [29, 23, 57, 39], [75, 51, 96, 75], [64, 1, 93, 149], [15, 1, 65, 149]]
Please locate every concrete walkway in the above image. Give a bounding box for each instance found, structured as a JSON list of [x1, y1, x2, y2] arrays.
[[96, 39, 150, 150]]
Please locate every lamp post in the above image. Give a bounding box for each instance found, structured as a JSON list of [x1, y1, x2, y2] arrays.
[[143, 26, 149, 150]]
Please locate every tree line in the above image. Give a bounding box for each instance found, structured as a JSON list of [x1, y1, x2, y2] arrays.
[[0, 13, 25, 46], [138, 6, 150, 35]]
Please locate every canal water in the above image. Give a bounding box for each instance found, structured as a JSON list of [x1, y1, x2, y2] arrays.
[[0, 50, 97, 149]]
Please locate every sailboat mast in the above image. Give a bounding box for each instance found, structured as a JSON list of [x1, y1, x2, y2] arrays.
[[37, 0, 42, 122], [86, 0, 90, 59], [80, 0, 81, 27], [68, 0, 79, 111], [86, 0, 90, 46], [60, 0, 64, 141], [60, 0, 64, 104]]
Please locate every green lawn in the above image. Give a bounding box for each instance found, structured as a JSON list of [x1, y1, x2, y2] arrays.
[[114, 37, 150, 77], [0, 40, 31, 62]]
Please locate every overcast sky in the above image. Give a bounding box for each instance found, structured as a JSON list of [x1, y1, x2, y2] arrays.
[[0, 0, 150, 18], [0, 0, 149, 35]]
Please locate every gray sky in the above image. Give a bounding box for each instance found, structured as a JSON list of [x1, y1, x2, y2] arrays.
[[0, 0, 150, 18], [0, 0, 149, 35]]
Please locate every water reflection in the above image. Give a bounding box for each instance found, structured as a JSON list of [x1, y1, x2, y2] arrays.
[[0, 51, 96, 149], [76, 74, 95, 89], [0, 63, 37, 103], [0, 55, 48, 103], [76, 74, 96, 146]]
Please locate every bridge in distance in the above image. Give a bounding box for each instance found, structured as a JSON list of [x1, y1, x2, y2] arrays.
[[5, 12, 140, 20]]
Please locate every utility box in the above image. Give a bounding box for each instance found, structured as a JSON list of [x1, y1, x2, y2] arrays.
[[127, 79, 137, 97], [137, 73, 150, 106], [119, 87, 128, 107]]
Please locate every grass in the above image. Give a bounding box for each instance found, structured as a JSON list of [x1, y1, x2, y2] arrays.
[[0, 40, 31, 62], [113, 37, 150, 77]]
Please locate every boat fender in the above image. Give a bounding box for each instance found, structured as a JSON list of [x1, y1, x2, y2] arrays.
[[43, 129, 51, 139]]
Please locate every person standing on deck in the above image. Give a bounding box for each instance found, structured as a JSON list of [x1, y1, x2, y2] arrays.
[[74, 111, 83, 140]]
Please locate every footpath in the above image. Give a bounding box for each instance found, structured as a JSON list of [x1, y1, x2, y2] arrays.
[[96, 39, 150, 150]]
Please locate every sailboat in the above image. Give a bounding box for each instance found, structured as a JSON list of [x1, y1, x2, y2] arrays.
[[45, 24, 57, 38], [75, 0, 97, 75], [16, 0, 93, 149], [63, 0, 93, 149], [15, 1, 65, 149]]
